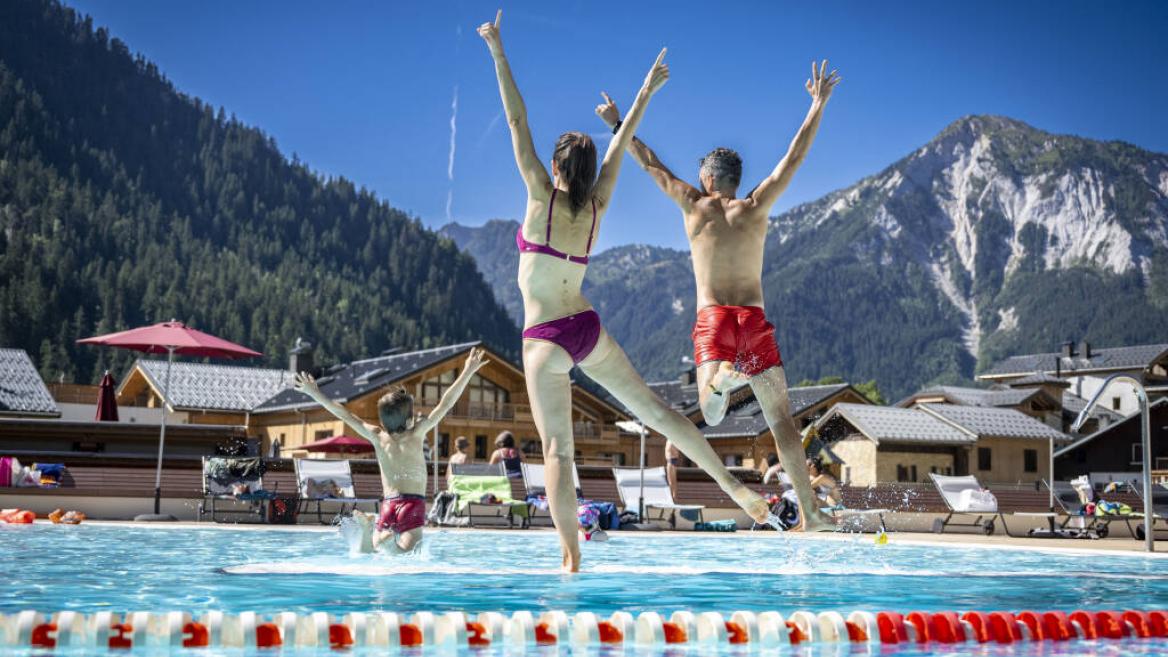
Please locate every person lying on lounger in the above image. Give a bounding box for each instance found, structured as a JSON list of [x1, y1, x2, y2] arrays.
[[293, 347, 488, 553]]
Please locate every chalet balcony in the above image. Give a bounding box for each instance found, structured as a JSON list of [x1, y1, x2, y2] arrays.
[[416, 399, 528, 424]]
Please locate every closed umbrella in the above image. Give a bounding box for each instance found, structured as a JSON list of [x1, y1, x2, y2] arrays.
[[95, 371, 119, 422], [78, 320, 261, 521], [300, 435, 374, 454]]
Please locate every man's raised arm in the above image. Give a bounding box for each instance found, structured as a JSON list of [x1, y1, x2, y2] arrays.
[[293, 373, 381, 444], [415, 348, 489, 435], [595, 93, 700, 209], [747, 60, 840, 212]]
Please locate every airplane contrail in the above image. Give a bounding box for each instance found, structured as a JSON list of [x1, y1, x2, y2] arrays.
[[446, 84, 458, 222]]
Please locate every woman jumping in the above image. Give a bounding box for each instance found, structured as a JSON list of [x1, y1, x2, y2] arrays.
[[478, 10, 773, 571]]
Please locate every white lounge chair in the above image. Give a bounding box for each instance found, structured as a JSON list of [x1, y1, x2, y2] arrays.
[[294, 458, 380, 524], [612, 466, 704, 529], [521, 462, 583, 526], [928, 473, 1008, 535]]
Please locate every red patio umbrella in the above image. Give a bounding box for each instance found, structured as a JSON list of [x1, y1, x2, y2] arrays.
[[95, 370, 119, 422], [78, 321, 261, 521], [300, 435, 374, 454]]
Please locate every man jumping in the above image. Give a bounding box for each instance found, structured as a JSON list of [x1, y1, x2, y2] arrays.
[[596, 61, 840, 531]]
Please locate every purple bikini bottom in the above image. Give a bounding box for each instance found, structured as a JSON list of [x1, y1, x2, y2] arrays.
[[522, 309, 602, 364]]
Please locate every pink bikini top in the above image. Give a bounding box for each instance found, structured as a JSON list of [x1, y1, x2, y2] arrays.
[[515, 189, 597, 265]]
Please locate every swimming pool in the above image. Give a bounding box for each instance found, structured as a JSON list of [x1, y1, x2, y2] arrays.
[[2, 523, 1166, 655]]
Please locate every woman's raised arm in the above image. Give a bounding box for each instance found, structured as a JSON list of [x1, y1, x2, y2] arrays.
[[478, 10, 551, 197]]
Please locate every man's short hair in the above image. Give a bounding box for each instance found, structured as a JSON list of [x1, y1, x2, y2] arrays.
[[377, 387, 413, 432], [699, 147, 742, 191]]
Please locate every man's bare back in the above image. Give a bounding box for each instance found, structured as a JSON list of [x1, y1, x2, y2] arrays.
[[684, 195, 769, 310]]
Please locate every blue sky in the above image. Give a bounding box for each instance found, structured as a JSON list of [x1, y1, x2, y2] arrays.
[[68, 1, 1168, 251]]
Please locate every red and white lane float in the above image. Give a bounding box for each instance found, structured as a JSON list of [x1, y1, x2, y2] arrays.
[[0, 608, 1164, 651]]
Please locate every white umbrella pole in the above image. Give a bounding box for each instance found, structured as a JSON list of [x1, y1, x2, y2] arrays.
[[638, 423, 646, 521], [1048, 437, 1054, 511], [432, 424, 439, 498], [151, 346, 174, 516]]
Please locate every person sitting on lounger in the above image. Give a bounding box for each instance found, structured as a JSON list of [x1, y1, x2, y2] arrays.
[[807, 457, 841, 508], [293, 348, 488, 553], [448, 436, 472, 484], [488, 431, 523, 478]]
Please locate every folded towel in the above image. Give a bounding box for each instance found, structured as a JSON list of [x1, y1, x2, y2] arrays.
[[955, 488, 998, 513]]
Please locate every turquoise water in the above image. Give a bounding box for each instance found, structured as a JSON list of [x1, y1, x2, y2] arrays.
[[2, 523, 1166, 655]]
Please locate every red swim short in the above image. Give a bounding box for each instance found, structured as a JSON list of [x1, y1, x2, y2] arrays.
[[691, 305, 782, 377], [377, 494, 426, 534]]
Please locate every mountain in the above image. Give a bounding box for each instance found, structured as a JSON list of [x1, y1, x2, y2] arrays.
[[0, 0, 519, 383], [443, 116, 1168, 398]]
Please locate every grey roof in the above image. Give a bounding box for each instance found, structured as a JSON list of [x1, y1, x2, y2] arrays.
[[647, 379, 701, 413], [920, 403, 1070, 442], [1007, 372, 1071, 388], [897, 385, 1042, 409], [1054, 398, 1168, 457], [688, 384, 854, 439], [134, 359, 293, 412], [819, 403, 974, 445], [254, 341, 481, 413], [1061, 390, 1126, 426], [980, 343, 1168, 378], [0, 349, 59, 417], [646, 379, 854, 433]]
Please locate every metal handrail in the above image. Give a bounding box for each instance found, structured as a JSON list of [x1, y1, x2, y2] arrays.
[[1071, 373, 1154, 552]]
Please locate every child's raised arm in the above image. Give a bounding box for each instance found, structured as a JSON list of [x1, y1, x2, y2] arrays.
[[415, 348, 489, 434], [293, 372, 381, 444]]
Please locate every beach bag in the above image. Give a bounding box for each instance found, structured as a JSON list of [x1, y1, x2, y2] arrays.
[[429, 491, 458, 525], [769, 496, 799, 530]]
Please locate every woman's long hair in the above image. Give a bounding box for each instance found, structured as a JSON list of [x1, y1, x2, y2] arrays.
[[552, 132, 597, 213]]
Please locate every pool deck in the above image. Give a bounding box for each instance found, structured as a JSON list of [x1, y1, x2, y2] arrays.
[[50, 520, 1168, 558]]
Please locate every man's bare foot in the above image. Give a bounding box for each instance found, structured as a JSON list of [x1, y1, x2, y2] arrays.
[[795, 510, 837, 533], [710, 361, 748, 395]]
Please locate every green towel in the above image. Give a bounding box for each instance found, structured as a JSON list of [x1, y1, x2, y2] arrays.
[[449, 475, 528, 517]]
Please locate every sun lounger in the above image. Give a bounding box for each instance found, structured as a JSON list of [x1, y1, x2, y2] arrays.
[[612, 466, 704, 529], [442, 462, 527, 528], [294, 458, 380, 524], [520, 462, 583, 527], [1041, 479, 1111, 538], [199, 457, 271, 523], [1128, 481, 1168, 541], [929, 473, 1063, 537]]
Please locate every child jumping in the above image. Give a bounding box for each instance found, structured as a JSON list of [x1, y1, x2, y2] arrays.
[[293, 347, 488, 553]]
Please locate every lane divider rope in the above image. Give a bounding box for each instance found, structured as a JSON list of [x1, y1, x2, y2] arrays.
[[1, 609, 1164, 650]]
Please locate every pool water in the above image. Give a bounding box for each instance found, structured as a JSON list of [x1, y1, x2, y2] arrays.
[[2, 523, 1166, 655]]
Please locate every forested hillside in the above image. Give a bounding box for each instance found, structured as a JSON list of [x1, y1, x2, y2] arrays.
[[0, 0, 519, 383]]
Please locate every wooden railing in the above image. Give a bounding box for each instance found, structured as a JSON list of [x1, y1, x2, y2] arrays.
[[47, 383, 100, 405], [416, 400, 529, 422]]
